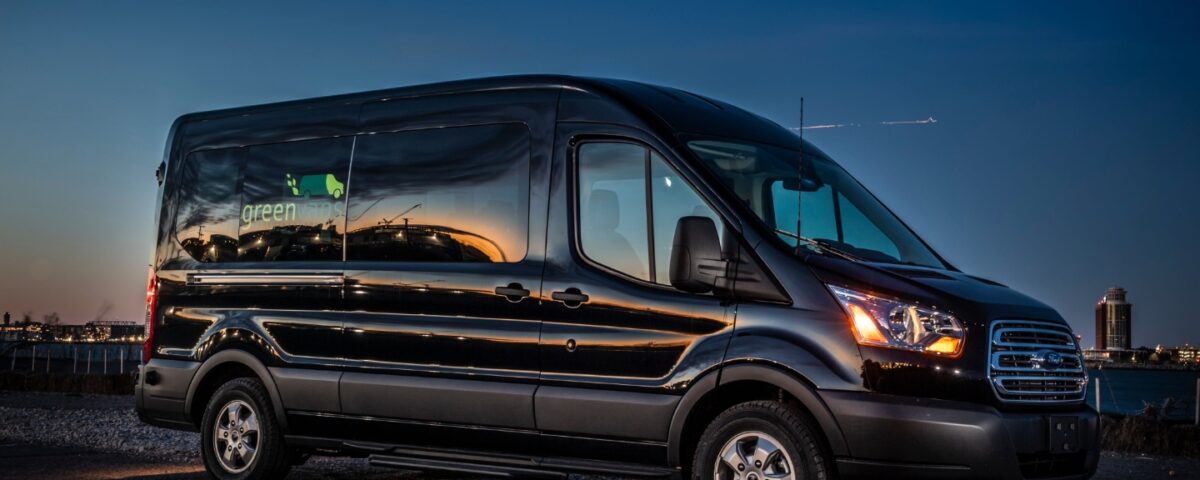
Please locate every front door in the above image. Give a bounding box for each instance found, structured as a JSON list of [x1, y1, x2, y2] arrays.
[[537, 125, 735, 463]]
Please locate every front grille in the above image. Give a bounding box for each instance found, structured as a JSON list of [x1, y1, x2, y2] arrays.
[[988, 320, 1087, 404]]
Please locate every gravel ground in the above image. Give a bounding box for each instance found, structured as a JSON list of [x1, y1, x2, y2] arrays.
[[0, 391, 420, 479], [2, 391, 1199, 479]]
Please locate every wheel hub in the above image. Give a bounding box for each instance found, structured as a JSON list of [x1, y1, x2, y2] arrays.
[[714, 431, 795, 480], [212, 399, 260, 474]]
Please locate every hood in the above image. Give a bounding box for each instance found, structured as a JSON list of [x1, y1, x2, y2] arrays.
[[804, 255, 1063, 327]]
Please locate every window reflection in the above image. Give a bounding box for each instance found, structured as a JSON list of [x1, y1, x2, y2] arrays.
[[345, 124, 530, 263], [237, 138, 352, 262], [174, 149, 241, 263]]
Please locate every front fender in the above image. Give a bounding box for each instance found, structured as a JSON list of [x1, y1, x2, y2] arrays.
[[667, 362, 850, 468]]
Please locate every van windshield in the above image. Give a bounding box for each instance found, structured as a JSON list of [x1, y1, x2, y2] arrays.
[[687, 138, 947, 269]]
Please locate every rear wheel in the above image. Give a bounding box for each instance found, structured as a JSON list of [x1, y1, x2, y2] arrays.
[[200, 377, 292, 480], [691, 400, 830, 480]]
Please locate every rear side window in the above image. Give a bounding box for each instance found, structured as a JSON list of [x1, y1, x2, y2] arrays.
[[173, 149, 241, 263], [345, 124, 531, 263], [237, 137, 352, 262]]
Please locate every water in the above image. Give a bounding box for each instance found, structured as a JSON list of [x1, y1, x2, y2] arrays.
[[1085, 368, 1200, 420]]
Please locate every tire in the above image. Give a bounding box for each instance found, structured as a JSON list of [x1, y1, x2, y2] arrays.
[[691, 400, 830, 480], [200, 377, 293, 480]]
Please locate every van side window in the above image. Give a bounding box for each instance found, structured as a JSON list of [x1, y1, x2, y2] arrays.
[[345, 124, 531, 263], [577, 143, 722, 285], [578, 143, 651, 281], [650, 152, 723, 285], [237, 137, 352, 262], [174, 149, 242, 263]]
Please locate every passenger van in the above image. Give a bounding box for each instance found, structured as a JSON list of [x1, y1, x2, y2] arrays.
[[137, 75, 1099, 479]]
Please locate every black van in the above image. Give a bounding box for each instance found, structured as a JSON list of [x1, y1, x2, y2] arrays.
[[137, 75, 1098, 480]]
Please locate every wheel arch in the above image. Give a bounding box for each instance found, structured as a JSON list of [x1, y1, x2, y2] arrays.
[[667, 362, 849, 469], [185, 349, 288, 430]]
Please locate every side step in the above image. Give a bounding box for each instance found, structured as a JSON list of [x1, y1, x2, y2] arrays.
[[369, 454, 564, 478], [364, 445, 677, 478]]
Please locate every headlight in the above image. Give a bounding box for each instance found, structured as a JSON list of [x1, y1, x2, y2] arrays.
[[827, 285, 964, 357]]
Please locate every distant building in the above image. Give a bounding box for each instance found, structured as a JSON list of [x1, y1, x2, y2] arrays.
[[1094, 287, 1132, 350], [0, 320, 143, 343], [1175, 345, 1199, 365]]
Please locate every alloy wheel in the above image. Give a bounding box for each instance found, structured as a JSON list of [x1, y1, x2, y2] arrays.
[[212, 399, 260, 474], [713, 431, 795, 480]]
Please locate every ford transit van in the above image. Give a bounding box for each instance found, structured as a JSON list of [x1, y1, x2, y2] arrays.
[[137, 75, 1098, 479]]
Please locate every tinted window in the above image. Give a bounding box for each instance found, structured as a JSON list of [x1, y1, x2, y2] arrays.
[[237, 138, 352, 262], [691, 138, 945, 268], [577, 143, 650, 281], [578, 144, 724, 286], [650, 153, 722, 285], [346, 124, 530, 263], [770, 180, 900, 261], [174, 149, 241, 263], [838, 192, 900, 260], [771, 181, 838, 244]]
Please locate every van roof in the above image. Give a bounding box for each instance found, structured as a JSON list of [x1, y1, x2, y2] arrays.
[[176, 75, 807, 151]]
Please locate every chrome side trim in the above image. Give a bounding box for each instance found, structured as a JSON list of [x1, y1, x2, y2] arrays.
[[187, 273, 344, 286]]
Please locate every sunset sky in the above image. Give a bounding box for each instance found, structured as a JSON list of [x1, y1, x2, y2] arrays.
[[1, 1, 1197, 347]]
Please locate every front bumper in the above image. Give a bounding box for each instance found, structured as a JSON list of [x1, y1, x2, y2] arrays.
[[823, 390, 1099, 479]]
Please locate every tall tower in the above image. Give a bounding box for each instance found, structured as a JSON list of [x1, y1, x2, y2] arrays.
[[1097, 287, 1132, 350]]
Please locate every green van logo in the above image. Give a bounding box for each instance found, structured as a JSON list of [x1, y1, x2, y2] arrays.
[[287, 173, 344, 199]]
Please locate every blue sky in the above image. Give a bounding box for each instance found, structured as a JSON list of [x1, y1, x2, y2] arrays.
[[0, 1, 1197, 347]]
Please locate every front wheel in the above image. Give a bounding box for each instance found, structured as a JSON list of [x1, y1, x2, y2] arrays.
[[691, 401, 830, 480], [200, 377, 293, 480]]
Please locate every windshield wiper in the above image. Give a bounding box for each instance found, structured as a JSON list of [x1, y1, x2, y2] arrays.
[[773, 229, 863, 262]]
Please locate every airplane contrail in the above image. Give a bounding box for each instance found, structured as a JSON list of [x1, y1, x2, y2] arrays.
[[881, 116, 938, 125], [789, 116, 937, 130], [799, 123, 858, 130]]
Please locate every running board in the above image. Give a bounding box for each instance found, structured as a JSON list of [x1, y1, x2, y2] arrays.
[[364, 447, 677, 478], [285, 436, 677, 478], [369, 454, 564, 478]]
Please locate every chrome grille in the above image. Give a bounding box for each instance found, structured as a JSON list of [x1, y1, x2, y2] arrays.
[[988, 320, 1087, 404]]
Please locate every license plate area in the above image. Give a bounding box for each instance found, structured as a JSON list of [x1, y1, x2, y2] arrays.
[[1048, 416, 1080, 453]]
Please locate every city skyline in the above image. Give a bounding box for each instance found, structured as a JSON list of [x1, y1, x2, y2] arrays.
[[1, 2, 1198, 346]]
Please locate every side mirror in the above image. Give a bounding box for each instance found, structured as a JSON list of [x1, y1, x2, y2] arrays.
[[669, 216, 728, 293]]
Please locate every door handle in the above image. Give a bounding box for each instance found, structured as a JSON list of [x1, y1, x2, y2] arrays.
[[551, 288, 589, 308], [495, 283, 530, 303]]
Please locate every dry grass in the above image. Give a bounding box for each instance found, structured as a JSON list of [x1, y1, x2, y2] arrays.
[[1101, 415, 1200, 457]]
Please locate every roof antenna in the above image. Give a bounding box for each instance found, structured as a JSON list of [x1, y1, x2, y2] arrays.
[[795, 97, 804, 254]]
